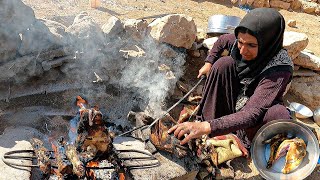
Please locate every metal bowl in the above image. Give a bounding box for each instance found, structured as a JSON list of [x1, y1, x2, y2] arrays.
[[207, 15, 241, 34], [313, 107, 320, 126], [251, 120, 319, 180], [288, 102, 313, 119]]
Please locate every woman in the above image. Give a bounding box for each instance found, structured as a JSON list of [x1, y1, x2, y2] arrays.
[[168, 8, 293, 147]]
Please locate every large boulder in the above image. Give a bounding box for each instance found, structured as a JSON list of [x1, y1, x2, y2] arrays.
[[148, 14, 197, 49], [289, 76, 320, 109], [123, 19, 149, 42], [102, 16, 125, 40], [0, 0, 36, 61], [0, 29, 21, 62], [18, 19, 69, 56], [0, 0, 36, 34], [283, 31, 308, 60], [293, 51, 320, 71], [66, 11, 105, 51]]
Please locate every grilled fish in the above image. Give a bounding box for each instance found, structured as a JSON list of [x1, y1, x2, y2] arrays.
[[274, 138, 307, 174], [263, 133, 288, 169]]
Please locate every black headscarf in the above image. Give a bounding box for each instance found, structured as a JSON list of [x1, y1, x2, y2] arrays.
[[231, 8, 286, 80]]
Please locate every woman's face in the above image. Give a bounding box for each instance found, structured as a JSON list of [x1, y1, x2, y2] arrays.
[[237, 32, 258, 61]]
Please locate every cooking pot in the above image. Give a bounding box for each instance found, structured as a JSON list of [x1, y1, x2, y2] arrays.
[[207, 15, 241, 34], [251, 119, 319, 180]]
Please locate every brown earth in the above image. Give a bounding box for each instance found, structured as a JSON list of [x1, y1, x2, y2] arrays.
[[16, 0, 320, 179], [22, 0, 320, 57]]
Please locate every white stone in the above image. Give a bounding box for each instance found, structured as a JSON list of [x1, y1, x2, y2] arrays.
[[148, 14, 197, 49], [283, 31, 309, 59], [293, 51, 320, 71]]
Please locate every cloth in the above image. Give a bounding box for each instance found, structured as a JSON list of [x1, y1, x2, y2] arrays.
[[196, 8, 293, 146], [232, 8, 290, 80], [196, 134, 248, 167], [205, 34, 236, 64]]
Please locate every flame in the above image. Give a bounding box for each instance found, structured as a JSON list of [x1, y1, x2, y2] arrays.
[[51, 142, 57, 154], [86, 161, 100, 180], [76, 95, 88, 109], [87, 161, 99, 167]]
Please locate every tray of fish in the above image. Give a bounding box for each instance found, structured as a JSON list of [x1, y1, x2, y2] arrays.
[[251, 119, 319, 180]]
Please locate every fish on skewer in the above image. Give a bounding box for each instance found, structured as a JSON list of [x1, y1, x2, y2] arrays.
[[274, 138, 307, 174], [263, 133, 288, 169]]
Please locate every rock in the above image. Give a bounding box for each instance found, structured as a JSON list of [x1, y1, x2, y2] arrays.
[[41, 19, 69, 44], [66, 11, 105, 51], [196, 28, 207, 42], [283, 31, 308, 59], [148, 14, 197, 49], [287, 20, 297, 27], [290, 0, 302, 10], [188, 50, 201, 57], [293, 51, 320, 71], [293, 68, 318, 77], [18, 19, 69, 56], [289, 76, 320, 109], [202, 37, 219, 50], [0, 29, 21, 63], [247, 0, 255, 5], [102, 16, 124, 40], [252, 0, 265, 8], [270, 0, 291, 10], [113, 136, 198, 179], [301, 1, 317, 14], [123, 19, 149, 42], [239, 0, 247, 5], [0, 0, 36, 34], [231, 0, 238, 4]]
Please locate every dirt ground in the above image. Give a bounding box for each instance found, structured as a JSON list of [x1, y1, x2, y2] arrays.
[[22, 0, 320, 57]]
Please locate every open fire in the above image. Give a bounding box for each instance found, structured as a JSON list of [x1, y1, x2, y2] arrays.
[[28, 96, 127, 179]]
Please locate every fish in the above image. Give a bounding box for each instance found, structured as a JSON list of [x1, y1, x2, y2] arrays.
[[263, 133, 288, 169], [274, 138, 307, 174]]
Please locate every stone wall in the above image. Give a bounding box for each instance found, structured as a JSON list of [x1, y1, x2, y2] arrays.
[[231, 0, 320, 15]]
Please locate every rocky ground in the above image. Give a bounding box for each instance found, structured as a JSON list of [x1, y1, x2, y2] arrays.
[[21, 0, 320, 57], [1, 0, 320, 179]]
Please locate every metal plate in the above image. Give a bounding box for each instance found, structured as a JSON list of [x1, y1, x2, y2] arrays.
[[251, 119, 319, 180]]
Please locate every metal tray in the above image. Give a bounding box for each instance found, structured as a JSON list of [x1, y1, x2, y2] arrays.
[[251, 119, 319, 180]]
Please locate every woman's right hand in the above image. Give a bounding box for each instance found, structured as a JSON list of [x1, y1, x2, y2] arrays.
[[197, 62, 212, 78]]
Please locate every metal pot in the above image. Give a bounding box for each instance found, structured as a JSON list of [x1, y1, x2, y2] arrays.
[[207, 15, 241, 34], [251, 120, 319, 180]]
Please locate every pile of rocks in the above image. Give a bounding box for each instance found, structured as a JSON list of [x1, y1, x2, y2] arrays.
[[230, 0, 320, 15]]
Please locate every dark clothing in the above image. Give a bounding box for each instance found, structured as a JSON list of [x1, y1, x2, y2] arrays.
[[205, 34, 236, 64], [197, 56, 291, 138], [233, 8, 288, 80], [197, 8, 293, 143]]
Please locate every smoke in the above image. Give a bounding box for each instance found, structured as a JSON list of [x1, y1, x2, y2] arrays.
[[117, 37, 186, 117], [1, 0, 187, 125]]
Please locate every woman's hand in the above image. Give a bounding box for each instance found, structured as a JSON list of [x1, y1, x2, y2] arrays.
[[167, 121, 211, 145], [197, 62, 212, 78]]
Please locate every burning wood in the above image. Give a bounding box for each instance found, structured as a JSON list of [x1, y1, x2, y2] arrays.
[[30, 138, 51, 175], [75, 96, 114, 162], [51, 137, 73, 178], [65, 144, 85, 178]]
